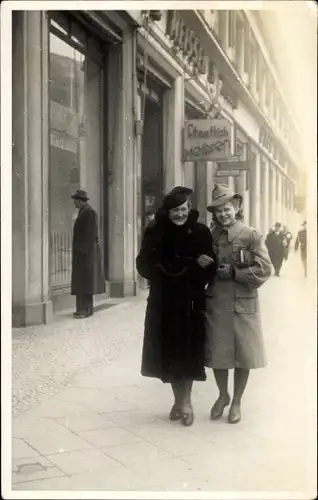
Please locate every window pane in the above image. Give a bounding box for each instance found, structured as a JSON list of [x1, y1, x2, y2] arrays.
[[49, 31, 102, 289]]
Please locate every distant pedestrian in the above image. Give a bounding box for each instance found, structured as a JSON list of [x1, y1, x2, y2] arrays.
[[71, 190, 105, 318], [265, 222, 287, 276], [282, 226, 293, 261], [204, 184, 272, 424], [136, 188, 215, 426], [295, 221, 307, 277]]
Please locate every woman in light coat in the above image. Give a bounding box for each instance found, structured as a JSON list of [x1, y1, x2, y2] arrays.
[[205, 184, 272, 424]]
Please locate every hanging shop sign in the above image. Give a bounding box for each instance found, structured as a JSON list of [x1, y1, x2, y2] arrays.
[[217, 161, 250, 171], [215, 169, 240, 178], [50, 131, 77, 154], [183, 118, 231, 162], [166, 11, 206, 74]]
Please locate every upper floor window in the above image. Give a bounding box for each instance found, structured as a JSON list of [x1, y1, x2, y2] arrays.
[[218, 11, 228, 48], [249, 35, 257, 93], [243, 21, 250, 75], [228, 10, 235, 49], [235, 12, 245, 75]]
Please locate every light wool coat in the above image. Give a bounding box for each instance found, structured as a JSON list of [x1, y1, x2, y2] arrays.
[[205, 220, 272, 369]]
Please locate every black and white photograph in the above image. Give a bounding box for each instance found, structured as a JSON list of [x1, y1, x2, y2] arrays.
[[1, 1, 317, 498]]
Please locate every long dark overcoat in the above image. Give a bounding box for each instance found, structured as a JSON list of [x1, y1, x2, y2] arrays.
[[265, 231, 286, 268], [136, 210, 215, 383], [205, 220, 272, 369], [71, 204, 105, 296]]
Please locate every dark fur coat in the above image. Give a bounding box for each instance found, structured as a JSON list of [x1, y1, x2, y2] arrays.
[[136, 210, 215, 383]]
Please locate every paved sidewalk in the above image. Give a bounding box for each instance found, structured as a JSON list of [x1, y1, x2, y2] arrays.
[[9, 255, 317, 497]]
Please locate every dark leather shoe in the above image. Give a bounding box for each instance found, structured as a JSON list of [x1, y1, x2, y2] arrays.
[[228, 402, 241, 424], [73, 312, 87, 319], [169, 405, 182, 421], [181, 408, 194, 426], [210, 394, 231, 420]]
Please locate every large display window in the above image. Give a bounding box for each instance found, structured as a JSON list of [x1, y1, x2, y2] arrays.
[[49, 14, 104, 290]]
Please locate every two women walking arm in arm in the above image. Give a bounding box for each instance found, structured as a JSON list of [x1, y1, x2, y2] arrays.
[[136, 184, 272, 426]]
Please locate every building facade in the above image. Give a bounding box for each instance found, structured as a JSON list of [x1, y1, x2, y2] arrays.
[[12, 9, 303, 327]]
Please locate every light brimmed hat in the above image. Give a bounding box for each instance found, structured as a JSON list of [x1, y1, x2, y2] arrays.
[[207, 184, 242, 212], [71, 189, 89, 201]]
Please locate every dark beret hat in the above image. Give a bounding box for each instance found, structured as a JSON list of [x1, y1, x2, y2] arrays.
[[168, 186, 193, 196], [162, 192, 189, 210]]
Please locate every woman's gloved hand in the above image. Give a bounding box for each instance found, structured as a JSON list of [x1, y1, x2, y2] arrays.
[[216, 263, 234, 280], [197, 254, 214, 268]]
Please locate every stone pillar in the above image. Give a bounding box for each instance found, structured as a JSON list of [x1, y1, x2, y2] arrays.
[[196, 162, 207, 224], [206, 161, 214, 227], [269, 164, 276, 228], [263, 158, 270, 234], [12, 12, 52, 326], [163, 76, 184, 192], [107, 30, 137, 297], [233, 125, 245, 199], [249, 149, 261, 229], [276, 172, 282, 224]]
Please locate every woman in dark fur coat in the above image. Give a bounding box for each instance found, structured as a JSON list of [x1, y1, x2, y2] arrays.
[[136, 187, 215, 426]]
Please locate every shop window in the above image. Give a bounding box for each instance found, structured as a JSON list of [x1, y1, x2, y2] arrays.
[[49, 22, 103, 290], [141, 86, 163, 233]]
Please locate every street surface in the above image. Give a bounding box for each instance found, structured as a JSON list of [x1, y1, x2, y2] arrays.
[[8, 252, 317, 497]]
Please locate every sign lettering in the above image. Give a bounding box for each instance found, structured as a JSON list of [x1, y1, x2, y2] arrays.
[[183, 119, 232, 162], [50, 131, 77, 154], [166, 11, 206, 73]]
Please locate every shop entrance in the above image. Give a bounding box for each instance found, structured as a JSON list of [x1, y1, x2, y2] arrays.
[[48, 12, 112, 305], [140, 83, 164, 234]]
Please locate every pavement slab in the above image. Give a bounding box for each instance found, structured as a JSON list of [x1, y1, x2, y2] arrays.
[[8, 255, 316, 496]]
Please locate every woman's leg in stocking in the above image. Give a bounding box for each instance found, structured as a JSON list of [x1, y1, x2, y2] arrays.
[[170, 380, 183, 420], [180, 379, 194, 426], [228, 368, 249, 423], [210, 369, 230, 419]]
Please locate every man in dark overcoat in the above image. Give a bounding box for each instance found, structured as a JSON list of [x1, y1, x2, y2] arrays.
[[71, 189, 105, 318], [265, 222, 287, 276], [295, 221, 307, 277]]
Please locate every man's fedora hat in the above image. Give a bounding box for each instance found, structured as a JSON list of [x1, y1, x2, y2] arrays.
[[207, 184, 242, 212], [71, 189, 89, 201]]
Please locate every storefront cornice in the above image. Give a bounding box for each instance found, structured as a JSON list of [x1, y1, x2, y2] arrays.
[[181, 10, 301, 170], [137, 27, 185, 80]]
